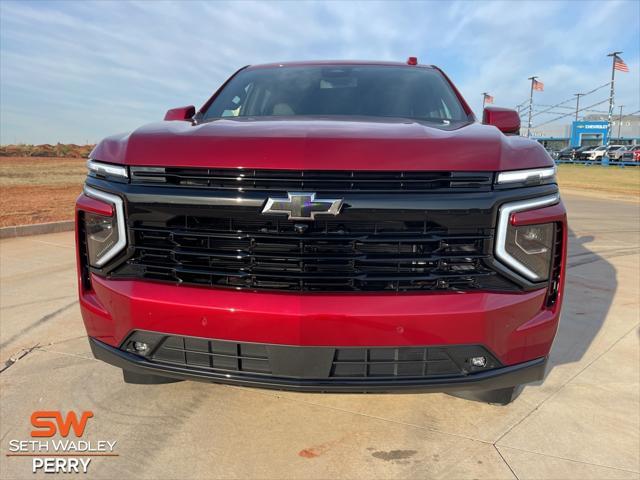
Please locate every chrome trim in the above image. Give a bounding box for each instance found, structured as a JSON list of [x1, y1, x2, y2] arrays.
[[83, 186, 127, 267], [262, 192, 343, 221], [495, 194, 560, 281], [496, 166, 556, 184], [87, 159, 128, 178]]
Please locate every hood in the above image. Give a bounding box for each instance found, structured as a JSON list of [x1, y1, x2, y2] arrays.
[[91, 117, 553, 171]]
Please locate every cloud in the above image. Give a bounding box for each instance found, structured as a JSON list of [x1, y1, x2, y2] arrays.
[[1, 0, 638, 144]]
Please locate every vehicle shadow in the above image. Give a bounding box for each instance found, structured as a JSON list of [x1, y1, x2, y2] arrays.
[[545, 227, 616, 373]]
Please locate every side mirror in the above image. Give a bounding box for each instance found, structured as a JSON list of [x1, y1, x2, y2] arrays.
[[482, 106, 520, 134], [164, 105, 196, 121]]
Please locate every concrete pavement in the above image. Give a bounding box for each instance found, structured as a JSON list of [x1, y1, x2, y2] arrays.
[[1, 192, 638, 479]]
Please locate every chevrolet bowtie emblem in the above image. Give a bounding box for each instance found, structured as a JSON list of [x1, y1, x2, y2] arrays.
[[262, 192, 343, 221]]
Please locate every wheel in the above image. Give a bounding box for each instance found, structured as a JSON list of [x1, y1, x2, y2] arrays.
[[448, 385, 523, 405], [122, 369, 183, 384]]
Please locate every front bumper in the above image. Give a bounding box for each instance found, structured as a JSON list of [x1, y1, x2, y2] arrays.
[[89, 337, 547, 393], [81, 274, 561, 367]]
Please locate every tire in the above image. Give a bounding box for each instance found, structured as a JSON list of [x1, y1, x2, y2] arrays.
[[448, 385, 523, 405], [122, 369, 183, 384]]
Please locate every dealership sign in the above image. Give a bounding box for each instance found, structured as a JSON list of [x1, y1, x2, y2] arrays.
[[570, 121, 610, 146]]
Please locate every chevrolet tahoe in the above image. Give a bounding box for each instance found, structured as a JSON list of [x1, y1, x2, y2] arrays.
[[76, 59, 567, 404]]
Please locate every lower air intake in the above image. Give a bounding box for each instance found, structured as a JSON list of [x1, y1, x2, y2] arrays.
[[121, 332, 501, 380]]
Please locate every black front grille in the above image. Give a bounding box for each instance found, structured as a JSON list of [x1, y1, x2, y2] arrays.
[[130, 167, 494, 193], [121, 332, 501, 380], [147, 336, 272, 374], [111, 206, 517, 293], [332, 347, 473, 378]]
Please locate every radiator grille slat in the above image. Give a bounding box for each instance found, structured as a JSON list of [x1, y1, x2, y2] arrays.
[[110, 209, 519, 292], [130, 167, 494, 193]]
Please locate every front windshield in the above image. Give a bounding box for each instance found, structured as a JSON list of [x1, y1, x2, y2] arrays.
[[201, 65, 469, 123]]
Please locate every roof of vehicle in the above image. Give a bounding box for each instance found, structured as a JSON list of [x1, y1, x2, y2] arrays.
[[245, 60, 436, 70]]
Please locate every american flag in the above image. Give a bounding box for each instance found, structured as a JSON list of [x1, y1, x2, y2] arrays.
[[614, 56, 629, 73], [533, 79, 544, 91], [484, 94, 494, 104]]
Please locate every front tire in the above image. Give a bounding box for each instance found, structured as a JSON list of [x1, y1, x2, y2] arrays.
[[122, 369, 183, 384]]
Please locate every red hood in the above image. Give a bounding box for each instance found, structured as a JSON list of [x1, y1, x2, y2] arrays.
[[91, 117, 553, 171]]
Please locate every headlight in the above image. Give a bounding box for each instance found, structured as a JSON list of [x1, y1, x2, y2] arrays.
[[496, 167, 556, 187], [505, 223, 554, 279], [83, 186, 127, 267], [85, 212, 120, 266], [495, 194, 559, 281], [87, 159, 128, 180]]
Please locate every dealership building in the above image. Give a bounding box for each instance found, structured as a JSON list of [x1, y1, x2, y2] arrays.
[[532, 114, 640, 150]]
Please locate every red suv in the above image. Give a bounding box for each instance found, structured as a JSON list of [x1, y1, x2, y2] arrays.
[[76, 60, 567, 404]]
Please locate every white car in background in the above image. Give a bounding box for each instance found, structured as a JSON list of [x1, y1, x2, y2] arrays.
[[581, 145, 606, 160], [587, 145, 625, 161], [607, 146, 629, 160]]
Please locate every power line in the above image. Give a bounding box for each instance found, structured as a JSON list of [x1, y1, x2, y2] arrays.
[[577, 81, 612, 97], [533, 104, 609, 113], [532, 98, 610, 129], [530, 96, 576, 119], [531, 107, 609, 115], [529, 81, 611, 119], [535, 104, 576, 109], [532, 110, 585, 116]]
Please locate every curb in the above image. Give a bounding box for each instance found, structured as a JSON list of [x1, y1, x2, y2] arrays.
[[0, 220, 75, 239]]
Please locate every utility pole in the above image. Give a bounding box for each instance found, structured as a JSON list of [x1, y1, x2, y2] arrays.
[[617, 105, 624, 140], [606, 51, 622, 147], [526, 76, 538, 137], [573, 93, 584, 121]]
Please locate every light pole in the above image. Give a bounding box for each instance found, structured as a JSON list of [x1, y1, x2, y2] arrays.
[[617, 105, 624, 141], [526, 76, 538, 137], [573, 93, 584, 121], [606, 51, 622, 147]]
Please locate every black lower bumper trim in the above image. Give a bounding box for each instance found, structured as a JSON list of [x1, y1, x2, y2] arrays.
[[89, 337, 547, 393]]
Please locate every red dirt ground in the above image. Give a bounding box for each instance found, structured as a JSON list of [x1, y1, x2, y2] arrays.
[[0, 157, 86, 227]]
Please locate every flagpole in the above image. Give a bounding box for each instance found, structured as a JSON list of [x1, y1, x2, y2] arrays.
[[482, 92, 487, 109], [606, 51, 622, 148], [617, 105, 624, 140], [526, 76, 537, 137]]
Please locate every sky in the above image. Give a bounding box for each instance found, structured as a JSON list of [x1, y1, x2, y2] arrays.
[[1, 0, 639, 145]]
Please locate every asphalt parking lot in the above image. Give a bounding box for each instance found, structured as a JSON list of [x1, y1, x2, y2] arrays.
[[1, 192, 638, 480]]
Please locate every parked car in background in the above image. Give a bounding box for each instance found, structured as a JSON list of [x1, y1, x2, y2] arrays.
[[556, 146, 577, 160], [621, 146, 640, 161], [580, 145, 606, 161], [607, 145, 629, 160], [569, 145, 596, 161], [589, 145, 626, 161]]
